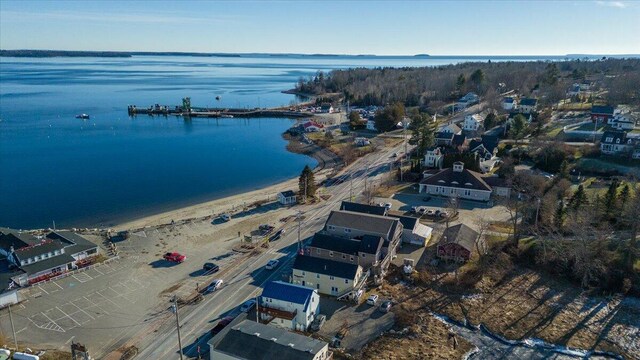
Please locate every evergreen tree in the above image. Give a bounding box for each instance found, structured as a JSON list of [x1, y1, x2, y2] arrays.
[[620, 184, 630, 210], [559, 160, 569, 179], [484, 112, 497, 130], [569, 184, 588, 211], [554, 199, 566, 229], [509, 114, 528, 142], [470, 69, 485, 89], [456, 74, 466, 92], [298, 165, 316, 201], [408, 109, 435, 156], [604, 179, 620, 217]]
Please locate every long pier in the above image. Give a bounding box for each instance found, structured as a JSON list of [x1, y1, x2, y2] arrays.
[[127, 104, 313, 118]]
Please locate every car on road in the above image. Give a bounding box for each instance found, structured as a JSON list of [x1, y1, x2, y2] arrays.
[[423, 196, 432, 202], [265, 259, 280, 270], [366, 294, 379, 306], [259, 224, 275, 234], [379, 300, 392, 313], [268, 228, 285, 242], [310, 314, 327, 332], [426, 209, 435, 216], [163, 252, 186, 263], [220, 213, 231, 222], [210, 316, 235, 336], [239, 299, 256, 313], [203, 262, 220, 272], [391, 153, 397, 158], [384, 202, 392, 210], [205, 279, 224, 293]]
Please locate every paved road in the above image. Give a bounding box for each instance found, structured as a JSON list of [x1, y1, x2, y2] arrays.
[[133, 142, 412, 359]]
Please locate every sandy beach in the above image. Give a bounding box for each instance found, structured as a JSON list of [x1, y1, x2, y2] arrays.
[[114, 143, 341, 231]]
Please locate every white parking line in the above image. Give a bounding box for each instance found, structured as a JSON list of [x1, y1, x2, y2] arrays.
[[41, 312, 65, 332], [96, 290, 121, 308], [38, 285, 49, 295], [83, 295, 110, 315], [57, 306, 81, 327], [52, 282, 64, 290], [93, 266, 104, 275], [70, 301, 95, 320]]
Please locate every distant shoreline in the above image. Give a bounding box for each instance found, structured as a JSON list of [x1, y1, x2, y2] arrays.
[[2, 49, 638, 59]]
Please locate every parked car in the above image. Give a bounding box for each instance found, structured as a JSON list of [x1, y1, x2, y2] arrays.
[[205, 279, 224, 293], [426, 209, 435, 216], [203, 262, 220, 272], [239, 299, 256, 313], [220, 213, 231, 222], [265, 259, 280, 270], [439, 211, 449, 218], [163, 252, 186, 263], [259, 224, 275, 233], [210, 316, 235, 336], [417, 207, 428, 215], [366, 294, 379, 306], [379, 300, 392, 313], [268, 229, 285, 242], [310, 314, 327, 331], [411, 206, 418, 213]]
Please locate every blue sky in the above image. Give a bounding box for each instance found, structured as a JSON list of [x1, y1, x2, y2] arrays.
[[1, 0, 638, 55]]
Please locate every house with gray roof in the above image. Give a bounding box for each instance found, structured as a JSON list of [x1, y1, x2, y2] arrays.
[[0, 228, 99, 288], [419, 162, 511, 201], [304, 233, 383, 271], [209, 318, 330, 360], [340, 201, 387, 216], [437, 224, 481, 262], [292, 255, 365, 297]]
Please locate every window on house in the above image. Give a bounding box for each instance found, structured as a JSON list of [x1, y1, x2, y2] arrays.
[[316, 274, 320, 279], [316, 248, 320, 254], [329, 276, 335, 280], [350, 256, 354, 261], [616, 139, 621, 144], [345, 228, 351, 233], [329, 251, 334, 257], [328, 225, 335, 230], [362, 253, 366, 257], [302, 271, 305, 276], [345, 279, 349, 284], [342, 254, 346, 259]]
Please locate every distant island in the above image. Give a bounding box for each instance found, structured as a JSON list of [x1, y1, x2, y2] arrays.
[[0, 50, 241, 58]]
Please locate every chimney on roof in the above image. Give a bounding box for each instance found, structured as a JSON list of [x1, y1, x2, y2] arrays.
[[453, 162, 464, 172]]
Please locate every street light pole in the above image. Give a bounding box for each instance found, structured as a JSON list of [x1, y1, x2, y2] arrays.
[[172, 295, 184, 360], [8, 303, 17, 351]]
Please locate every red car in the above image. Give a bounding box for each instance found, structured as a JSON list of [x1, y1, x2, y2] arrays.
[[210, 316, 235, 336], [163, 252, 186, 263]]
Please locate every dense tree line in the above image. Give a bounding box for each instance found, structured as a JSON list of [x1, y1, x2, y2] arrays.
[[294, 58, 640, 109]]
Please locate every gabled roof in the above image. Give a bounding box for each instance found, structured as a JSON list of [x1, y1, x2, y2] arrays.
[[452, 134, 467, 147], [340, 201, 387, 216], [439, 224, 479, 252], [325, 210, 400, 239], [439, 123, 462, 134], [13, 240, 66, 261], [435, 131, 455, 140], [388, 215, 418, 231], [261, 281, 315, 307], [359, 235, 384, 254], [484, 176, 509, 188], [519, 98, 538, 106], [293, 255, 360, 280], [213, 320, 327, 360], [0, 228, 39, 250], [280, 190, 297, 198], [47, 231, 97, 256], [591, 105, 615, 116], [19, 253, 75, 275], [600, 130, 627, 144], [480, 135, 499, 153], [309, 233, 360, 255], [303, 121, 323, 129], [420, 167, 492, 192], [466, 114, 484, 123]]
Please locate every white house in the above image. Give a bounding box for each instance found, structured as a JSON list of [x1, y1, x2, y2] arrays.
[[303, 121, 324, 132], [354, 137, 370, 147], [366, 119, 377, 131], [463, 113, 484, 132], [423, 147, 444, 169], [600, 130, 633, 156], [438, 123, 462, 135], [518, 98, 538, 114], [390, 215, 433, 247], [457, 92, 479, 109], [610, 113, 636, 130], [502, 97, 516, 111], [292, 255, 364, 297], [278, 190, 297, 205], [259, 281, 320, 331], [320, 104, 334, 113], [419, 162, 511, 201]]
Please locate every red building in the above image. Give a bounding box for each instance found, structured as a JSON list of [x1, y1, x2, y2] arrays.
[[591, 105, 615, 123], [436, 224, 480, 262]]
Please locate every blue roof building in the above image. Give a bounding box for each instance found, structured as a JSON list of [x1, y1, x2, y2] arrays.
[[259, 281, 320, 331]]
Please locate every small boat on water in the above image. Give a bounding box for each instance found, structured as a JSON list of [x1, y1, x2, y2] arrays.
[[215, 96, 221, 101], [76, 114, 90, 119], [220, 114, 234, 118]]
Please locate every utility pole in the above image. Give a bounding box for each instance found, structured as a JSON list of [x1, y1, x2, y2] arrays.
[[304, 175, 308, 203], [350, 172, 354, 200], [172, 295, 184, 360], [297, 210, 302, 252], [8, 303, 17, 351]]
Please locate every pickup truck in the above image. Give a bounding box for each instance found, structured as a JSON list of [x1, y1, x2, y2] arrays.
[[163, 252, 186, 263]]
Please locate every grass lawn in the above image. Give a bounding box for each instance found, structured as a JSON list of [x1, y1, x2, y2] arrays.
[[574, 123, 605, 132], [556, 103, 593, 111]]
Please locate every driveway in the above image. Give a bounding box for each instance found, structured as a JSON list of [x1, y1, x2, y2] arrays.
[[317, 296, 395, 351]]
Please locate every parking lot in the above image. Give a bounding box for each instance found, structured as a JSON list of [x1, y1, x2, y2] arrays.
[[0, 218, 256, 357], [317, 296, 395, 351]]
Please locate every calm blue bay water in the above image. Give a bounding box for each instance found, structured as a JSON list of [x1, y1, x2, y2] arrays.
[[0, 54, 571, 229]]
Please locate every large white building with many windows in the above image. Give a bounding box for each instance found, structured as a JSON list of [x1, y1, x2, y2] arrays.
[[419, 162, 511, 201]]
